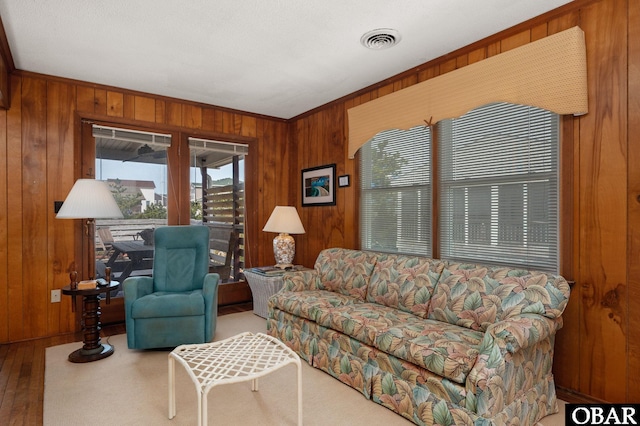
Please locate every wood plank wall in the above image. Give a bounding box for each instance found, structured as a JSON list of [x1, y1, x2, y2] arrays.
[[289, 0, 639, 404], [0, 0, 637, 404], [0, 72, 290, 344]]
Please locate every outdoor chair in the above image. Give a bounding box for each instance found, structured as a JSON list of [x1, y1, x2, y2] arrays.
[[95, 227, 115, 260], [124, 225, 220, 349], [209, 227, 237, 282]]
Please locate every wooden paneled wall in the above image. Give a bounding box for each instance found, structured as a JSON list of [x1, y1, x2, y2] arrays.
[[0, 72, 290, 344], [290, 0, 639, 404], [0, 0, 637, 405]]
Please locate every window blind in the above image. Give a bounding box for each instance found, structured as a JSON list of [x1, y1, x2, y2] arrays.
[[92, 125, 171, 147], [360, 126, 431, 256], [188, 138, 249, 156], [188, 138, 248, 169], [438, 103, 559, 272]]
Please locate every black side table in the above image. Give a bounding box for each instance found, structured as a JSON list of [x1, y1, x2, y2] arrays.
[[62, 281, 120, 363]]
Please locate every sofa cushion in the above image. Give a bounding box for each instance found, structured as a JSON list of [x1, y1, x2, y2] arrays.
[[313, 301, 483, 385], [428, 263, 571, 331], [366, 254, 445, 318], [130, 290, 204, 318], [313, 303, 400, 346], [315, 248, 378, 301], [269, 289, 359, 323], [374, 314, 483, 384]]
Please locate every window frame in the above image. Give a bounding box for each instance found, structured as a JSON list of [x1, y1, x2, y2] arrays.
[[358, 103, 569, 274]]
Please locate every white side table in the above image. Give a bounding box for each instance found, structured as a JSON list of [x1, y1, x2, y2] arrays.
[[168, 332, 303, 426], [244, 270, 285, 318]]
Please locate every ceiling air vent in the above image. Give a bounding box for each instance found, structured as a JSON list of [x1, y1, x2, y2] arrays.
[[360, 28, 401, 50]]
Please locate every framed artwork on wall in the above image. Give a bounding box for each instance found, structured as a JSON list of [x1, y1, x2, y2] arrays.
[[338, 175, 350, 187], [301, 164, 336, 206]]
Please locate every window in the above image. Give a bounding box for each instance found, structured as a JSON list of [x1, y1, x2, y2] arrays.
[[94, 125, 171, 221], [359, 103, 560, 272], [189, 138, 248, 282], [360, 126, 431, 256], [93, 125, 172, 282], [439, 103, 559, 271]]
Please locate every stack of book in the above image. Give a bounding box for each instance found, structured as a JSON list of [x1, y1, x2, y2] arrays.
[[250, 266, 287, 276], [250, 266, 306, 276]]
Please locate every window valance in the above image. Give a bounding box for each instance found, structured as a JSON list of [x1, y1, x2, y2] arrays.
[[347, 26, 588, 159]]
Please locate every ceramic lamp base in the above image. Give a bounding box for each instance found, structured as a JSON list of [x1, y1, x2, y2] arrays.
[[273, 233, 295, 269]]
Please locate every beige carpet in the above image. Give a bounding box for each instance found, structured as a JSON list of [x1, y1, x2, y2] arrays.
[[44, 312, 565, 425]]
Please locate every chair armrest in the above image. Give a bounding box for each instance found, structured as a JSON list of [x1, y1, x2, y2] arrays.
[[203, 273, 220, 301], [123, 276, 154, 349], [203, 273, 220, 342], [123, 276, 154, 301], [282, 269, 319, 291], [464, 314, 563, 417]]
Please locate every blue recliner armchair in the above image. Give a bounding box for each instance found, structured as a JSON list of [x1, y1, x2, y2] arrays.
[[124, 225, 219, 349]]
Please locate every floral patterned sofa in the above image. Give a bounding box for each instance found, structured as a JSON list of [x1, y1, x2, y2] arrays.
[[267, 248, 570, 426]]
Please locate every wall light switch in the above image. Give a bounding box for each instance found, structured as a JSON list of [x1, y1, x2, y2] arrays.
[[51, 289, 61, 303]]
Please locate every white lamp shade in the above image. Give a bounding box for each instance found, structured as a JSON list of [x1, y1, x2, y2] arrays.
[[262, 206, 305, 234], [56, 179, 123, 219]]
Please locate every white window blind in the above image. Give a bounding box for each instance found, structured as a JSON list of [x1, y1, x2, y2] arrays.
[[188, 138, 248, 169], [92, 125, 171, 147], [188, 138, 249, 155], [360, 126, 431, 256], [438, 103, 559, 272]]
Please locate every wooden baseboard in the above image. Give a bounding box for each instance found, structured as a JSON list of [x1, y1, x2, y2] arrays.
[[100, 296, 125, 325], [557, 386, 609, 404], [218, 281, 252, 306]]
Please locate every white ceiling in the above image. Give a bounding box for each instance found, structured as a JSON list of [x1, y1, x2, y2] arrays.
[[0, 0, 573, 119]]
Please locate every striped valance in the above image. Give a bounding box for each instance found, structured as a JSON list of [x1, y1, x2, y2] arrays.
[[348, 26, 588, 159]]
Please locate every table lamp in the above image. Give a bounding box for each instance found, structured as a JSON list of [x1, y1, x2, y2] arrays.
[[262, 206, 305, 269], [56, 179, 123, 287]]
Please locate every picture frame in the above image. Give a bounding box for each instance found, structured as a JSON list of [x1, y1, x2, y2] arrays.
[[338, 174, 350, 187], [301, 164, 336, 206]]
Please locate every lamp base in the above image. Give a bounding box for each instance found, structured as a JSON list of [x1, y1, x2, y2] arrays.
[[274, 263, 294, 270], [273, 233, 295, 269]]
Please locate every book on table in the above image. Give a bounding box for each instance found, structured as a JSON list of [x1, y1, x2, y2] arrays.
[[251, 266, 286, 276], [251, 266, 307, 276], [77, 280, 97, 290]]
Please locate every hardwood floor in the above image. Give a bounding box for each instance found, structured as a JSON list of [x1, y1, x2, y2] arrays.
[[0, 302, 252, 425]]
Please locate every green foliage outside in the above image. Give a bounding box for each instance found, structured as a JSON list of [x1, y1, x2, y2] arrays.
[[372, 140, 407, 187], [369, 140, 408, 251], [137, 203, 167, 219], [109, 179, 167, 219], [191, 200, 202, 220], [110, 180, 143, 219]]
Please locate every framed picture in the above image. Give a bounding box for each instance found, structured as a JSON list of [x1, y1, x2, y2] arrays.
[[338, 174, 350, 187], [301, 164, 336, 206]]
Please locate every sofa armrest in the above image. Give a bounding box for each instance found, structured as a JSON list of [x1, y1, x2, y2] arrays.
[[282, 269, 320, 291], [487, 313, 563, 354], [464, 314, 563, 417], [487, 314, 562, 354]]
